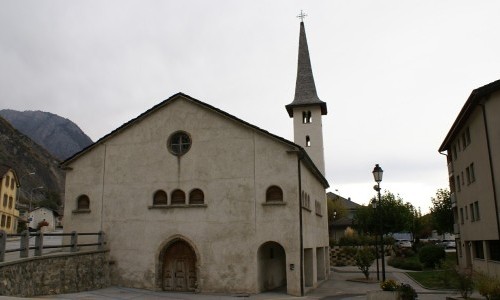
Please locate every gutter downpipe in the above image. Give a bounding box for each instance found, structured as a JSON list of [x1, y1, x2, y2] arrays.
[[298, 153, 304, 297], [288, 148, 304, 296], [480, 103, 500, 239]]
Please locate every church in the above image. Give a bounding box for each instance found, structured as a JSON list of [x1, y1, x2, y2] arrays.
[[61, 20, 330, 297]]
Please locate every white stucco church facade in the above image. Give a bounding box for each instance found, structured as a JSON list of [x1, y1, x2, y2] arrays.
[[61, 20, 330, 296]]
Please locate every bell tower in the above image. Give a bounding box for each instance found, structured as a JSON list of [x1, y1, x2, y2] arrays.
[[285, 16, 327, 175]]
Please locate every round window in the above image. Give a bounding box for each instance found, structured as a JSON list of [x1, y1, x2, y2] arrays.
[[168, 131, 191, 156]]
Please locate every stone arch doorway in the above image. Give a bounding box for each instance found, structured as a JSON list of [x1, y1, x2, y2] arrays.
[[161, 240, 197, 291], [258, 241, 287, 292]]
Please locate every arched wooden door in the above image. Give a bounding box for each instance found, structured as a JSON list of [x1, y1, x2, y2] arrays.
[[162, 240, 197, 291]]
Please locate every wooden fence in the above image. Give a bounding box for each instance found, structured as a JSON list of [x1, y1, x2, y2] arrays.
[[0, 230, 105, 262]]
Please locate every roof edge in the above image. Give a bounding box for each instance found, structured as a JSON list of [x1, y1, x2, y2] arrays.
[[439, 79, 500, 152]]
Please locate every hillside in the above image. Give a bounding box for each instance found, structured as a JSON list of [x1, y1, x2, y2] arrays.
[[0, 116, 65, 209], [0, 110, 93, 161]]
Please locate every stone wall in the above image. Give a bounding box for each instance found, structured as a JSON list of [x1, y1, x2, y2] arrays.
[[330, 246, 391, 266], [0, 250, 110, 297]]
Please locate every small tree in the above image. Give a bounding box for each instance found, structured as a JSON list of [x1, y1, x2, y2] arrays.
[[419, 244, 446, 268], [430, 188, 453, 234], [355, 247, 375, 279]]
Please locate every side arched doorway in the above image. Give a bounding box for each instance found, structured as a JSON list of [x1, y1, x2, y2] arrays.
[[162, 240, 197, 291], [258, 241, 287, 292]]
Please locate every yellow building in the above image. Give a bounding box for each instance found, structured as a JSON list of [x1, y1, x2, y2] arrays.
[[0, 165, 20, 234]]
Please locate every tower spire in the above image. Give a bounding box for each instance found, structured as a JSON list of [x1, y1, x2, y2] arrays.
[[285, 20, 327, 117], [286, 15, 327, 176]]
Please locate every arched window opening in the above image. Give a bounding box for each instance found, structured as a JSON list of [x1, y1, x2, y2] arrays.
[[306, 136, 311, 147], [266, 186, 283, 202], [302, 111, 312, 123], [153, 190, 168, 205], [189, 189, 204, 205], [77, 195, 90, 210], [171, 189, 186, 205]]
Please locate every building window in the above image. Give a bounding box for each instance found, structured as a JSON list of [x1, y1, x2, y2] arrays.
[[488, 240, 500, 261], [6, 216, 11, 229], [189, 189, 204, 204], [465, 205, 468, 220], [456, 176, 461, 192], [452, 145, 458, 160], [10, 178, 14, 189], [460, 207, 464, 224], [153, 190, 168, 205], [466, 167, 471, 185], [4, 176, 9, 187], [171, 189, 186, 205], [470, 163, 475, 183], [0, 215, 5, 227], [8, 197, 12, 209], [474, 241, 485, 259], [77, 195, 90, 210], [302, 111, 312, 123], [266, 186, 283, 202], [315, 200, 322, 216], [470, 204, 475, 222], [461, 171, 464, 186], [465, 127, 471, 147], [167, 131, 191, 156], [2, 195, 7, 207], [474, 201, 480, 221], [306, 136, 311, 147]]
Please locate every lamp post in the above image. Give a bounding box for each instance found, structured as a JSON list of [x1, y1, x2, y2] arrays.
[[16, 171, 35, 207], [371, 198, 380, 281], [333, 210, 337, 241], [372, 163, 385, 281], [29, 186, 44, 212]]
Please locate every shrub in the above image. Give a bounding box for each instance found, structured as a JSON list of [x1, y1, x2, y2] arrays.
[[418, 244, 445, 268], [387, 257, 423, 271], [475, 272, 500, 300], [398, 283, 417, 300], [380, 279, 399, 291], [355, 247, 375, 279], [458, 269, 474, 298]]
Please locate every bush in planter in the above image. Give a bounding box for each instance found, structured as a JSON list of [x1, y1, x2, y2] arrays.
[[475, 272, 500, 300], [418, 244, 445, 268], [398, 283, 417, 300], [380, 279, 399, 291], [355, 247, 375, 279]]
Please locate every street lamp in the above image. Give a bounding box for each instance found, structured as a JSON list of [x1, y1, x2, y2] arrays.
[[29, 186, 44, 212], [372, 163, 385, 281], [371, 198, 380, 281], [16, 171, 35, 207]]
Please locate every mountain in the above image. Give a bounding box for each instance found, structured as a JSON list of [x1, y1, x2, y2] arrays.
[[0, 110, 93, 161], [0, 116, 65, 208]]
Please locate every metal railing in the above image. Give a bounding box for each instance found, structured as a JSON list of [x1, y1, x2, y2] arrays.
[[0, 230, 105, 262]]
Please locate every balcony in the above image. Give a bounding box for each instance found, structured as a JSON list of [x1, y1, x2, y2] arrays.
[[451, 193, 456, 208]]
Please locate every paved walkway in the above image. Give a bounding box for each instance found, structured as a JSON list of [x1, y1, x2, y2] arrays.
[[0, 258, 481, 299]]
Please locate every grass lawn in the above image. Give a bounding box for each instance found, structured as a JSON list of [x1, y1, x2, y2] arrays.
[[405, 252, 459, 289]]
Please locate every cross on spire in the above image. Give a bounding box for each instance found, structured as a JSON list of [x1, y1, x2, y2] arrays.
[[297, 10, 307, 22]]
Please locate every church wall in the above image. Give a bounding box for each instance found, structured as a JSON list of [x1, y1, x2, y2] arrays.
[[63, 97, 315, 296]]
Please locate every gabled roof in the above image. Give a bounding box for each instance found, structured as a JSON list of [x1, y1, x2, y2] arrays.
[[439, 79, 500, 152], [0, 164, 18, 186], [286, 21, 327, 117], [60, 93, 329, 188], [327, 192, 361, 210]]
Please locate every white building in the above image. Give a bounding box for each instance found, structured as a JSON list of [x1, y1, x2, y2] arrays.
[[28, 207, 56, 232], [61, 21, 330, 296]]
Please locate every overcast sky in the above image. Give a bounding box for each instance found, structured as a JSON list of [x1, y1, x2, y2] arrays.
[[2, 1, 500, 213]]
